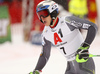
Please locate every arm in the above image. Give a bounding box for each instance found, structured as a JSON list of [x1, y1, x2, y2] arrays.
[[66, 16, 98, 45], [34, 37, 51, 71], [65, 16, 98, 63]]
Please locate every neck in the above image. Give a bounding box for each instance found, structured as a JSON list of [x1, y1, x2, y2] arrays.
[[50, 17, 58, 28]]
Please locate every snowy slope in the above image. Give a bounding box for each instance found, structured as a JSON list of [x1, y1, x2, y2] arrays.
[[0, 25, 100, 74]]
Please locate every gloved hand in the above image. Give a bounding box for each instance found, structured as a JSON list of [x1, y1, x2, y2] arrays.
[[76, 42, 90, 63], [29, 70, 42, 74]]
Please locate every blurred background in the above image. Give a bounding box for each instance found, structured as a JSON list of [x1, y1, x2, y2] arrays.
[[0, 0, 100, 74]]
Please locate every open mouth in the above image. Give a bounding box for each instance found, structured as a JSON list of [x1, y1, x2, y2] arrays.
[[43, 21, 46, 24]]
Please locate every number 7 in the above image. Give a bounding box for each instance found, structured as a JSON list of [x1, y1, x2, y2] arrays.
[[60, 47, 66, 54]]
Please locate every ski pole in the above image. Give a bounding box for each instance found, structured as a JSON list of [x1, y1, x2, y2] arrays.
[[89, 54, 100, 57]]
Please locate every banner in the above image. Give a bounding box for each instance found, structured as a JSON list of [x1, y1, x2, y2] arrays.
[[30, 31, 42, 45], [8, 1, 22, 24], [0, 5, 11, 44], [87, 0, 97, 23], [31, 0, 44, 32], [30, 0, 44, 45]]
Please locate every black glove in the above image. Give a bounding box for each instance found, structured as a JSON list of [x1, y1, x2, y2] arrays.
[[76, 42, 90, 63]]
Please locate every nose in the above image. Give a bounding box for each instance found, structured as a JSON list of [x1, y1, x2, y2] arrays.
[[41, 16, 45, 22]]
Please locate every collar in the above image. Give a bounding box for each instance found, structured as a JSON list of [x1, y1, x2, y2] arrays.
[[50, 17, 59, 28]]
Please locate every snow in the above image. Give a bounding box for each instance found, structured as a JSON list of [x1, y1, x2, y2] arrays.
[[0, 30, 100, 74]]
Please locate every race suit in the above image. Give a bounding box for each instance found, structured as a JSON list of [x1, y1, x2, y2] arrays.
[[34, 16, 97, 74]]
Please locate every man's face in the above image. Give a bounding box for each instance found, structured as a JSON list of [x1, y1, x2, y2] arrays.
[[41, 15, 51, 26], [37, 9, 51, 26]]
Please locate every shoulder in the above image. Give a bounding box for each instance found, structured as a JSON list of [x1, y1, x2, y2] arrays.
[[58, 16, 72, 23], [57, 16, 67, 25], [58, 16, 66, 21], [42, 26, 50, 36]]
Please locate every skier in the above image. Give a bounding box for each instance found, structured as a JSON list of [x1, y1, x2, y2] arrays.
[[29, 0, 98, 74]]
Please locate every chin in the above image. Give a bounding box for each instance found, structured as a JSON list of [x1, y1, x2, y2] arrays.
[[45, 24, 47, 26], [45, 24, 49, 26]]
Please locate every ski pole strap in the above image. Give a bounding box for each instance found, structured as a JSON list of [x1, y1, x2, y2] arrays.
[[76, 54, 100, 63], [76, 54, 88, 63]]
